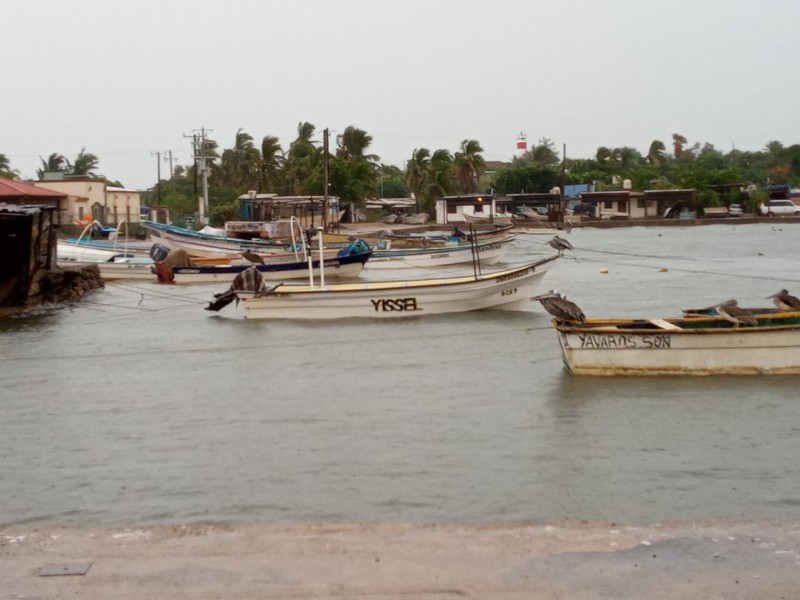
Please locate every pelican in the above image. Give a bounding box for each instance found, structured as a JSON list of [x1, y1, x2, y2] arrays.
[[532, 290, 585, 322], [240, 249, 264, 264], [546, 235, 574, 256], [715, 299, 758, 327], [767, 289, 800, 311], [206, 266, 265, 312]]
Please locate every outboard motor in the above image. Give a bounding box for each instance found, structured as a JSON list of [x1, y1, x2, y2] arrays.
[[337, 239, 371, 257], [149, 243, 171, 262]]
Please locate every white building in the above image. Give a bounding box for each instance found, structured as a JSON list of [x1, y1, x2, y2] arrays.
[[34, 178, 143, 226]]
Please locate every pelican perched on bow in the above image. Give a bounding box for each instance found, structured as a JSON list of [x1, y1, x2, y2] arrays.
[[532, 290, 585, 322], [715, 299, 758, 327], [767, 289, 800, 311], [546, 235, 574, 256]]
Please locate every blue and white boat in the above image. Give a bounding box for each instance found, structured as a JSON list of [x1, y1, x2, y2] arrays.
[[166, 241, 372, 284]]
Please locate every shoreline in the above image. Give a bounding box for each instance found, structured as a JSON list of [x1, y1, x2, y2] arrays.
[[334, 214, 800, 236], [3, 519, 798, 599]]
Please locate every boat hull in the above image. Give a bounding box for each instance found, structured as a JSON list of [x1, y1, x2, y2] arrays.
[[142, 221, 297, 258], [237, 256, 558, 320], [462, 214, 514, 226], [173, 253, 370, 284], [365, 237, 513, 269], [555, 314, 800, 375]]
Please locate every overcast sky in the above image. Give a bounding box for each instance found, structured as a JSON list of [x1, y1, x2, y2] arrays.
[[3, 0, 798, 190]]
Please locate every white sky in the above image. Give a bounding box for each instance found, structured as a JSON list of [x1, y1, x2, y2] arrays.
[[3, 0, 798, 190]]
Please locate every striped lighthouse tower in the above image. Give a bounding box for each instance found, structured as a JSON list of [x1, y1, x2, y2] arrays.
[[515, 132, 528, 158]]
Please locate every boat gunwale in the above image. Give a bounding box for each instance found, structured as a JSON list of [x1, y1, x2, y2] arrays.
[[239, 255, 559, 297], [555, 311, 800, 335]]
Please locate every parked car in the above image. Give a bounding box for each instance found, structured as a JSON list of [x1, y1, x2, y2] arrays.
[[728, 204, 743, 217], [759, 199, 800, 216]]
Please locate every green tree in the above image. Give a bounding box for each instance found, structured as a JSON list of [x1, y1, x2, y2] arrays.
[[36, 152, 69, 178], [213, 129, 260, 191], [335, 126, 378, 164], [647, 140, 667, 168], [259, 135, 284, 192], [69, 148, 99, 176], [405, 148, 431, 212], [0, 153, 18, 179], [529, 137, 560, 167], [491, 164, 559, 195], [284, 122, 321, 195], [454, 139, 485, 194], [426, 149, 456, 208]]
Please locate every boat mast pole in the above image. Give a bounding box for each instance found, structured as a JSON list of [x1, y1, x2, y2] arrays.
[[560, 143, 567, 223], [318, 227, 325, 287]]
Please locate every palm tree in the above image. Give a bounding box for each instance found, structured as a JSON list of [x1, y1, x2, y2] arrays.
[[530, 137, 560, 167], [617, 147, 642, 174], [647, 140, 667, 167], [259, 135, 284, 192], [36, 152, 68, 178], [285, 126, 323, 196], [70, 148, 99, 176], [454, 139, 485, 194], [0, 153, 16, 179], [335, 126, 379, 164], [405, 148, 431, 212], [424, 149, 455, 211]]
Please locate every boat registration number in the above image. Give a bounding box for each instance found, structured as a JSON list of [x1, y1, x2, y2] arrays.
[[574, 333, 672, 349]]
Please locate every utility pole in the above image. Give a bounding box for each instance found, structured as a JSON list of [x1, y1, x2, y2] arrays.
[[185, 128, 213, 226], [151, 151, 162, 204], [323, 128, 329, 232], [164, 150, 174, 180]]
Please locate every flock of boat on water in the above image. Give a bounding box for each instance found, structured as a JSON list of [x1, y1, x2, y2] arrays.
[[56, 217, 800, 376]]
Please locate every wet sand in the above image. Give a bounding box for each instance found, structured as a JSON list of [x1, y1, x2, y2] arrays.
[[2, 520, 799, 599]]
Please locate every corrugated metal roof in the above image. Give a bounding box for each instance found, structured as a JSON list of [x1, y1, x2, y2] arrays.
[[0, 178, 66, 198], [0, 202, 52, 215]]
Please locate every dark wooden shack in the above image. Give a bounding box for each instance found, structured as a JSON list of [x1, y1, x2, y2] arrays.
[[0, 203, 58, 307]]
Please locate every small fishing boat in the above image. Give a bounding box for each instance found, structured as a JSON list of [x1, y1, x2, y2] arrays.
[[57, 220, 157, 281], [322, 224, 514, 249], [550, 311, 800, 375], [462, 213, 514, 226], [211, 255, 559, 320], [365, 235, 515, 269], [141, 219, 305, 258], [169, 242, 372, 284]]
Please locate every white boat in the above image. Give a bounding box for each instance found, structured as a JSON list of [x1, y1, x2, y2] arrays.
[[217, 255, 559, 320], [462, 213, 514, 226], [58, 244, 156, 281], [93, 257, 155, 281], [551, 311, 800, 375], [141, 219, 306, 259], [57, 242, 131, 263], [366, 235, 515, 269]]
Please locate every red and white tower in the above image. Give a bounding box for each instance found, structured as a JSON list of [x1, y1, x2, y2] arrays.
[[515, 132, 528, 158]]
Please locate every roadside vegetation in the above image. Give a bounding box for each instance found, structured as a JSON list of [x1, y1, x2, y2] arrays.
[[3, 130, 800, 226]]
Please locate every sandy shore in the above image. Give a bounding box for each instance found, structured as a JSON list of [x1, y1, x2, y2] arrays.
[[2, 520, 798, 599]]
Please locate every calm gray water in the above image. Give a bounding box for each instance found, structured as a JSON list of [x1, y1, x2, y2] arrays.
[[2, 223, 800, 527]]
